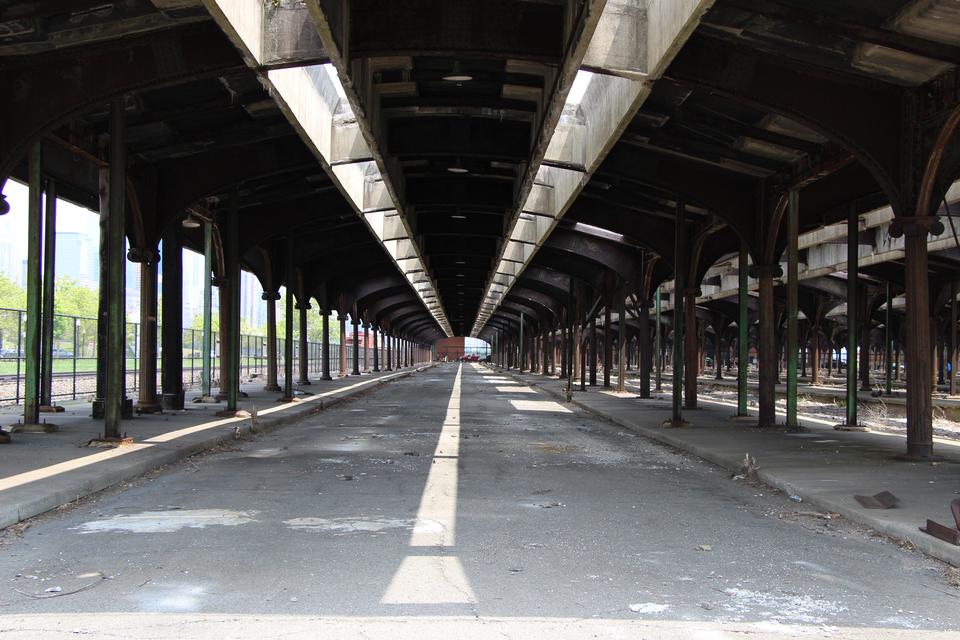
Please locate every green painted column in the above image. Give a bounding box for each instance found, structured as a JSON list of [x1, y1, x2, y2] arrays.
[[225, 190, 240, 412], [655, 286, 662, 391], [39, 177, 57, 410], [519, 312, 525, 372], [22, 142, 43, 428], [201, 220, 213, 398], [845, 205, 859, 427], [670, 202, 686, 427], [885, 281, 893, 396], [321, 310, 332, 380], [786, 190, 799, 429], [104, 98, 127, 439], [617, 287, 626, 393], [737, 244, 749, 416], [283, 239, 295, 400]]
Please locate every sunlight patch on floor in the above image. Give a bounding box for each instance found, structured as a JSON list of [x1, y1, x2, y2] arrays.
[[509, 399, 573, 413], [409, 364, 461, 547], [381, 555, 476, 604]]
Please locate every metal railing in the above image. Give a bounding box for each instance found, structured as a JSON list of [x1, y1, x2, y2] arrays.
[[0, 307, 393, 406]]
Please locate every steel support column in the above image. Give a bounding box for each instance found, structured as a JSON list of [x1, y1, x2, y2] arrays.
[[884, 283, 893, 395], [684, 286, 698, 409], [352, 318, 360, 375], [560, 318, 568, 379], [363, 325, 370, 372], [589, 317, 598, 386], [603, 301, 612, 388], [845, 207, 859, 428], [339, 314, 347, 376], [655, 286, 662, 392], [639, 298, 651, 398], [786, 190, 799, 429], [737, 245, 749, 416], [39, 177, 58, 411], [104, 99, 127, 438], [200, 221, 213, 398], [134, 250, 161, 413], [373, 326, 379, 372], [320, 310, 332, 380], [20, 143, 43, 428], [93, 156, 109, 419], [755, 264, 780, 428], [264, 292, 282, 390], [221, 190, 241, 413], [282, 240, 295, 400], [161, 227, 184, 410], [386, 332, 392, 371], [297, 301, 311, 385], [897, 217, 936, 458], [617, 290, 626, 393], [950, 281, 957, 397], [669, 203, 686, 427]]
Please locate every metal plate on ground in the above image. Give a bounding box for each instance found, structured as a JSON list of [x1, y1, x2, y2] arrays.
[[854, 491, 900, 509], [920, 519, 960, 546]]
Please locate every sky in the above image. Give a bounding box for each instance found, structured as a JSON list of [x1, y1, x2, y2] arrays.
[[0, 178, 100, 251]]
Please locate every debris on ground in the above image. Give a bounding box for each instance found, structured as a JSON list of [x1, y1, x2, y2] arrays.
[[789, 495, 803, 502], [738, 453, 758, 479], [696, 544, 713, 552], [628, 602, 669, 614], [13, 571, 105, 599], [945, 566, 960, 588]]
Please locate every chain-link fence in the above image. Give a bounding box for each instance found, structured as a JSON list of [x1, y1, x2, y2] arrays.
[[0, 307, 384, 406]]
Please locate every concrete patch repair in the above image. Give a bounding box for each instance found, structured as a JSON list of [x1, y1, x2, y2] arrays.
[[283, 517, 445, 535], [72, 510, 258, 534]]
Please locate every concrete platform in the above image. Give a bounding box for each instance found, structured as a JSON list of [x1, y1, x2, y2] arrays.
[[495, 367, 960, 567], [0, 365, 433, 531]]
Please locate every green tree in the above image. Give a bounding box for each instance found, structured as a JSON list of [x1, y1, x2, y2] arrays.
[[52, 277, 99, 358], [274, 301, 339, 344], [0, 272, 25, 310], [0, 274, 25, 354], [54, 276, 98, 318]]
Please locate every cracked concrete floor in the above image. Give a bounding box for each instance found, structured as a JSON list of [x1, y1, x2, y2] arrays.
[[0, 362, 958, 639]]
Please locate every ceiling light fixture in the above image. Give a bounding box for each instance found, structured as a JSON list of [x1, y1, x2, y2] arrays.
[[182, 214, 201, 229], [442, 61, 473, 83], [447, 156, 469, 174]]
